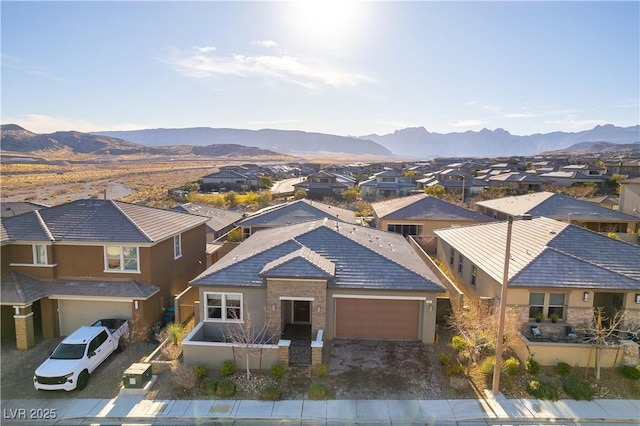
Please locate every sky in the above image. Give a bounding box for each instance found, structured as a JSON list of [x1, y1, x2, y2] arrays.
[[1, 1, 639, 137]]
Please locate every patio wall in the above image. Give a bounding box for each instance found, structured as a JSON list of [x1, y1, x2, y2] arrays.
[[512, 333, 625, 368], [183, 322, 279, 369]]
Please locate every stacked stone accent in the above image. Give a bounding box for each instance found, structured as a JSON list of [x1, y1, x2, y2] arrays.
[[278, 342, 290, 365], [14, 305, 35, 350], [566, 306, 594, 326], [311, 345, 322, 366], [266, 279, 327, 336]]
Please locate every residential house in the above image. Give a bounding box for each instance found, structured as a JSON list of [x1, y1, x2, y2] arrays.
[[237, 199, 356, 238], [434, 217, 640, 364], [188, 219, 446, 354], [371, 193, 494, 238], [619, 177, 640, 216], [201, 170, 259, 192], [484, 172, 550, 194], [0, 199, 208, 349], [360, 170, 416, 201], [475, 192, 639, 233], [605, 159, 640, 178], [577, 195, 619, 210], [538, 170, 609, 187], [292, 172, 355, 200], [172, 203, 243, 242], [417, 172, 485, 200]]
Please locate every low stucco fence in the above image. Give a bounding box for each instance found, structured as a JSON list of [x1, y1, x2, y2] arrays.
[[513, 332, 632, 368], [182, 322, 279, 369]]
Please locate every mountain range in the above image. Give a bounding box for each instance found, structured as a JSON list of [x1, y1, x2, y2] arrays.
[[2, 123, 638, 159]]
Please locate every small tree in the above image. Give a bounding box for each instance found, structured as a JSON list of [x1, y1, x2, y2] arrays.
[[293, 190, 307, 200], [258, 176, 273, 190], [424, 185, 446, 198], [224, 190, 238, 206], [256, 190, 272, 207], [447, 300, 519, 374], [574, 308, 632, 380], [224, 307, 279, 380]]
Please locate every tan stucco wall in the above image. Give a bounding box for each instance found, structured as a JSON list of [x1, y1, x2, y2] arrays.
[[513, 334, 625, 367], [326, 288, 438, 344], [378, 218, 488, 237]]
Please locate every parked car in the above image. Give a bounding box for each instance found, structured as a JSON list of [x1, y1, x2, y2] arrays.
[[33, 319, 129, 391]]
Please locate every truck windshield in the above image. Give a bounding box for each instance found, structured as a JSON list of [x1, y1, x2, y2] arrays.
[[50, 343, 86, 360]]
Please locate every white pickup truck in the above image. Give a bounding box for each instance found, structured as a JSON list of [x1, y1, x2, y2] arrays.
[[33, 319, 129, 391]]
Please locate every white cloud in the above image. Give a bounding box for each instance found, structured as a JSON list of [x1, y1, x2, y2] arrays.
[[252, 40, 277, 48], [449, 119, 487, 128], [1, 114, 145, 134], [195, 46, 217, 53], [164, 47, 376, 89]]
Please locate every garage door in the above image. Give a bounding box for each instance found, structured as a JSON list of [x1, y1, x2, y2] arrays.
[[58, 300, 132, 336], [335, 298, 420, 340]]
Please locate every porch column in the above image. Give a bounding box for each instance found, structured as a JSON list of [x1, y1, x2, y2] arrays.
[[14, 305, 35, 350]]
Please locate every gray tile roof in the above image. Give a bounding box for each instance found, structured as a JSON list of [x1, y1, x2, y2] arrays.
[[0, 270, 159, 304], [1, 201, 48, 218], [238, 199, 356, 227], [172, 203, 243, 233], [475, 192, 639, 222], [192, 220, 445, 292], [260, 247, 335, 279], [372, 194, 494, 222], [1, 199, 208, 243], [434, 217, 640, 291]]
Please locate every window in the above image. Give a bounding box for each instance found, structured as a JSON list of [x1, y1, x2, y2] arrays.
[[33, 245, 47, 265], [528, 292, 566, 320], [548, 293, 565, 319], [174, 234, 182, 259], [105, 246, 139, 272], [88, 330, 108, 354], [387, 223, 422, 236], [529, 293, 544, 318], [471, 265, 477, 287], [205, 292, 243, 321], [458, 254, 464, 274], [449, 247, 455, 266]]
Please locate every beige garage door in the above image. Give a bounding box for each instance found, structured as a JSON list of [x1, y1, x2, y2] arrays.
[[58, 300, 132, 336], [335, 298, 420, 340]]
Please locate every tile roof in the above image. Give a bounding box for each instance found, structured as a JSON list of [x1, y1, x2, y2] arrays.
[[0, 270, 159, 304], [372, 194, 493, 222], [475, 192, 639, 222], [1, 199, 208, 243], [238, 199, 356, 227], [192, 220, 445, 292], [260, 247, 335, 279], [172, 203, 243, 233], [434, 217, 640, 290], [1, 202, 48, 218]]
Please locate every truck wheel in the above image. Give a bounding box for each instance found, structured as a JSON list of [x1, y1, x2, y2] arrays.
[[77, 370, 90, 391]]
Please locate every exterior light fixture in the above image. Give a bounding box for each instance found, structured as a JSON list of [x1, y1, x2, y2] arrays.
[[583, 292, 590, 302], [317, 305, 321, 313], [271, 303, 276, 311], [426, 300, 433, 312]]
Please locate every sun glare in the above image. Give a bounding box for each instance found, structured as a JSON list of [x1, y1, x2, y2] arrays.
[[288, 1, 360, 46]]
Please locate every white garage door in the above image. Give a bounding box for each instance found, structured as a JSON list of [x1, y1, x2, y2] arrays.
[[58, 300, 132, 336]]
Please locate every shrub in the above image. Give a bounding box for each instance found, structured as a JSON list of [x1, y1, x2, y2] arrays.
[[563, 376, 593, 400], [619, 365, 640, 380], [260, 385, 283, 401], [195, 365, 208, 381], [526, 380, 558, 401], [201, 379, 217, 397], [555, 362, 572, 376], [438, 352, 450, 366], [220, 361, 236, 377], [172, 363, 198, 394], [165, 323, 185, 346], [445, 363, 465, 377], [503, 357, 521, 376], [270, 363, 286, 380], [314, 364, 328, 379], [479, 356, 496, 380], [451, 336, 467, 352], [216, 379, 236, 397], [525, 358, 540, 375], [309, 382, 328, 399]]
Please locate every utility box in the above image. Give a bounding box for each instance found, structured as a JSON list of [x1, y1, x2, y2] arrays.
[[123, 363, 152, 388]]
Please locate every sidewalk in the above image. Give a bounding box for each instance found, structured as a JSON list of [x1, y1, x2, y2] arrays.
[[1, 395, 639, 425]]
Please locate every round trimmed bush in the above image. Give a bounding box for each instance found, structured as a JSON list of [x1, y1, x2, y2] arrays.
[[503, 357, 521, 376], [215, 379, 236, 397], [451, 336, 467, 352], [270, 363, 286, 380], [201, 379, 217, 397], [526, 380, 558, 400], [562, 376, 593, 400], [219, 361, 236, 377], [438, 352, 451, 366], [619, 365, 640, 380], [261, 385, 283, 401], [525, 358, 540, 375], [555, 362, 572, 376], [309, 382, 328, 399]]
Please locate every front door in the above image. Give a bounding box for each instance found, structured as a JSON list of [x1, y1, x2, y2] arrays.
[[293, 300, 310, 323]]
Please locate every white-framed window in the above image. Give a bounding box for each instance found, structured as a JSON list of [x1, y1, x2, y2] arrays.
[[471, 265, 477, 287], [104, 245, 139, 272], [204, 292, 242, 322], [457, 254, 464, 274], [174, 234, 182, 259], [33, 244, 47, 265]]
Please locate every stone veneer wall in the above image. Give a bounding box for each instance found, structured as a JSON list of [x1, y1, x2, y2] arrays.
[[266, 279, 327, 336]]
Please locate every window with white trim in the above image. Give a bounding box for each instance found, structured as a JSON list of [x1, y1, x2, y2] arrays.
[[174, 234, 182, 259], [105, 246, 139, 272], [204, 292, 242, 321], [33, 244, 47, 265], [457, 254, 464, 274]]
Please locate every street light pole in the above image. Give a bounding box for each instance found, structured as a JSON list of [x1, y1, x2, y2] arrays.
[[491, 215, 514, 396]]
